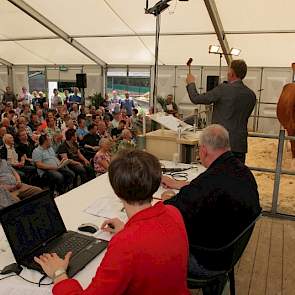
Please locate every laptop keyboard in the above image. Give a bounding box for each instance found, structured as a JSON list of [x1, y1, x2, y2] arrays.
[[43, 236, 90, 258]]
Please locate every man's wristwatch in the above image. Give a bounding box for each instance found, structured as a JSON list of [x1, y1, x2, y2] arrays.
[[52, 268, 67, 281]]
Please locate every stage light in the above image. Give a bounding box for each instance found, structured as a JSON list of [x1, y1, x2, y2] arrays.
[[209, 45, 221, 54], [230, 48, 241, 56]]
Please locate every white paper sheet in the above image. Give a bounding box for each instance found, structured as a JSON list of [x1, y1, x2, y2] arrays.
[[150, 113, 192, 132], [0, 285, 50, 295], [94, 229, 114, 242], [84, 196, 127, 222]]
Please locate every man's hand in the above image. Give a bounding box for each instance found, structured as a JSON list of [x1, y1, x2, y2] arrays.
[[161, 175, 189, 190], [34, 252, 72, 280], [101, 218, 125, 234], [186, 73, 196, 85], [161, 175, 179, 189], [161, 190, 176, 201], [84, 159, 90, 166]]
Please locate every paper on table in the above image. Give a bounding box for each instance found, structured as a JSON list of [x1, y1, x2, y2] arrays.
[[84, 196, 127, 221], [0, 286, 50, 295], [57, 158, 71, 169], [150, 113, 192, 132], [94, 229, 114, 242]]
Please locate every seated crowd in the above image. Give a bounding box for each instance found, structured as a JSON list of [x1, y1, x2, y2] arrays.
[[0, 86, 143, 200]]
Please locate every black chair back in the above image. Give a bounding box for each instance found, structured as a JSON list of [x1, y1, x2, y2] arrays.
[[190, 214, 261, 271]]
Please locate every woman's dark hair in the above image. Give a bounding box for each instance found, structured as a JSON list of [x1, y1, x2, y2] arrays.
[[108, 150, 162, 205], [65, 128, 76, 141]]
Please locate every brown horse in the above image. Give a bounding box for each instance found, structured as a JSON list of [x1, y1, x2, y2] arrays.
[[277, 83, 295, 167]]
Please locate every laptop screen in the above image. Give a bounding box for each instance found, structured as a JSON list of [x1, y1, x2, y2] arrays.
[[0, 190, 66, 262]]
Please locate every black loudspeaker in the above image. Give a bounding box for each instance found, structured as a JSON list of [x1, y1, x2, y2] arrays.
[[206, 75, 219, 91], [76, 73, 87, 88]]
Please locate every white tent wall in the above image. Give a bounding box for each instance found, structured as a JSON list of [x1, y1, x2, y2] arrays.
[[12, 66, 28, 96], [0, 66, 8, 94], [46, 67, 81, 82], [83, 65, 103, 98], [258, 68, 293, 134], [242, 68, 263, 132], [151, 65, 293, 133]]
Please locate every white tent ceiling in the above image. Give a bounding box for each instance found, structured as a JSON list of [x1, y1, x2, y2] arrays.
[[0, 0, 294, 67]]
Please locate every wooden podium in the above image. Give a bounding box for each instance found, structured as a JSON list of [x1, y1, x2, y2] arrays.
[[145, 129, 200, 163]]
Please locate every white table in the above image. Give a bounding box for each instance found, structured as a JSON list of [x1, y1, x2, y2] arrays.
[[0, 161, 205, 294]]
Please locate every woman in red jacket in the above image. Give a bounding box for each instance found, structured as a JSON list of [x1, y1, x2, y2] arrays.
[[34, 150, 190, 295]]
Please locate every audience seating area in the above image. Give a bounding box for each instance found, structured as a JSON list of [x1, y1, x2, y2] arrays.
[[0, 87, 142, 198]]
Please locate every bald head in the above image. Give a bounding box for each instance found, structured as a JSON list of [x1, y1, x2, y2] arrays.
[[199, 124, 230, 167], [3, 133, 14, 146]]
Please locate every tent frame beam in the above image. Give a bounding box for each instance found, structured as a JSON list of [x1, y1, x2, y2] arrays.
[[0, 58, 13, 67], [204, 0, 232, 65], [7, 0, 106, 67], [2, 29, 295, 42]]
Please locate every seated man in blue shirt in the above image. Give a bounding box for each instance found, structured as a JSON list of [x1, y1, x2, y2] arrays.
[[76, 117, 88, 143], [32, 134, 75, 195]]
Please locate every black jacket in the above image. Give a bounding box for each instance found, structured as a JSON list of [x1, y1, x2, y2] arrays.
[[165, 152, 261, 256], [187, 81, 256, 153]]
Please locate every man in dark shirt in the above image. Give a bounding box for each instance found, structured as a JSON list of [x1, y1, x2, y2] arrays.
[[57, 128, 94, 185], [84, 124, 100, 150], [162, 124, 261, 275], [15, 129, 36, 161], [111, 120, 126, 139], [83, 124, 100, 160]]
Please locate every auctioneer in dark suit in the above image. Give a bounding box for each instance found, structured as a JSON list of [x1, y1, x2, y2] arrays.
[[186, 80, 256, 155]]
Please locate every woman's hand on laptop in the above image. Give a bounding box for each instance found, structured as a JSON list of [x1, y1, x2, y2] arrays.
[[34, 252, 72, 283], [101, 218, 124, 234]]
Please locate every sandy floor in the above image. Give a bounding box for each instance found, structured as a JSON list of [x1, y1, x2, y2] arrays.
[[246, 137, 295, 215]]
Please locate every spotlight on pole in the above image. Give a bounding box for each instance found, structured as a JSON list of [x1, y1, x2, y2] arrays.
[[229, 48, 241, 56], [208, 45, 241, 84], [209, 45, 221, 54]]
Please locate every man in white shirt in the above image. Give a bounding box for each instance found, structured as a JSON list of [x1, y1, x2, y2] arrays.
[[51, 89, 62, 109], [3, 133, 24, 168]]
